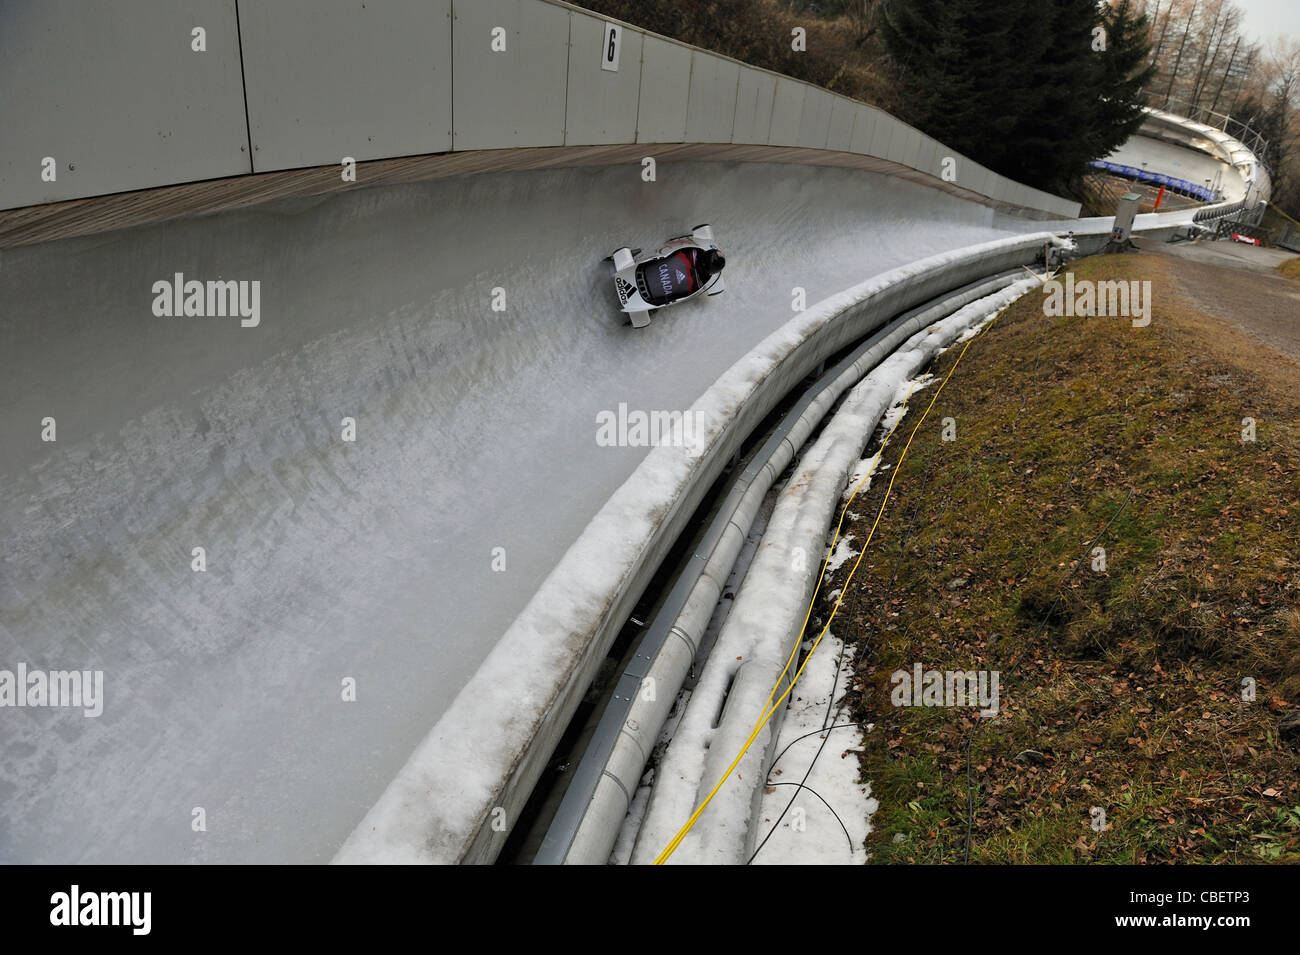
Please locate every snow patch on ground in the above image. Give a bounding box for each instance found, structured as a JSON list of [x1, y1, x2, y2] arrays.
[[841, 373, 933, 502], [751, 633, 876, 865], [825, 535, 857, 574]]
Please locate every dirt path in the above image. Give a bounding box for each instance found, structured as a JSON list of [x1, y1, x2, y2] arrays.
[[1140, 236, 1300, 365]]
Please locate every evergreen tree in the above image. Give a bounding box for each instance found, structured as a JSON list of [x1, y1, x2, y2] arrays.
[[879, 0, 1153, 194], [1091, 0, 1158, 160]]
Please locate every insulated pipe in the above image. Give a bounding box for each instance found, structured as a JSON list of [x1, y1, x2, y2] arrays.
[[630, 277, 1039, 865], [544, 270, 1024, 865]]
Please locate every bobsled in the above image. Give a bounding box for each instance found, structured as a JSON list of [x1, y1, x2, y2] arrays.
[[606, 224, 727, 328]]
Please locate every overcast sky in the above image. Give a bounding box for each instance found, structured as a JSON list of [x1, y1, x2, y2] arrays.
[[1233, 0, 1300, 48]]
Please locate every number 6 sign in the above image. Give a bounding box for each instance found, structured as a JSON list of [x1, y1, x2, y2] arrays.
[[601, 23, 622, 72]]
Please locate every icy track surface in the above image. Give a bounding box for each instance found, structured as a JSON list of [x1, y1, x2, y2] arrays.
[[1103, 135, 1244, 201], [3, 159, 1046, 862]]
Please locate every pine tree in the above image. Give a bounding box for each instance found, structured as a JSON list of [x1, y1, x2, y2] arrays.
[[879, 0, 1154, 194], [1091, 1, 1158, 162]]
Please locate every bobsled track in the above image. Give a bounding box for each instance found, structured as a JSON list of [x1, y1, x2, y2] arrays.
[[1, 4, 1264, 858], [0, 160, 1017, 863], [0, 150, 1225, 864]]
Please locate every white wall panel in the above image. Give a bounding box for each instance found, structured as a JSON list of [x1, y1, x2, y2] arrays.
[[452, 0, 570, 150], [0, 0, 248, 209], [0, 0, 1082, 219], [797, 87, 834, 149], [868, 112, 896, 159], [826, 95, 856, 152], [768, 77, 806, 147], [240, 0, 453, 172], [565, 12, 643, 145], [685, 53, 739, 144], [915, 134, 940, 179], [731, 67, 777, 145], [636, 36, 692, 143], [850, 105, 882, 155], [887, 124, 920, 167]]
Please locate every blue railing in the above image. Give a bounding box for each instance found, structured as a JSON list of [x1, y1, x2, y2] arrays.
[[1089, 160, 1216, 202]]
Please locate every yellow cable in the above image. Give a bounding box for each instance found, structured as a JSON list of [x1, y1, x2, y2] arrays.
[[740, 382, 915, 768], [654, 309, 1005, 864]]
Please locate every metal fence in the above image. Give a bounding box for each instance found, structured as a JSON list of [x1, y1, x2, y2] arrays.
[[1144, 92, 1271, 166]]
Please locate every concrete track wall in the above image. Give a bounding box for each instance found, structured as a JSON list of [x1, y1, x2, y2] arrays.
[[0, 0, 1079, 218], [0, 0, 251, 205]]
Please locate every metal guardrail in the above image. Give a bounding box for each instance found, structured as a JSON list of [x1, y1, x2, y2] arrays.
[[1194, 199, 1245, 223]]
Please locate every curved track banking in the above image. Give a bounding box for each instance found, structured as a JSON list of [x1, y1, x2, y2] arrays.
[[3, 158, 1068, 863], [1105, 135, 1244, 200]]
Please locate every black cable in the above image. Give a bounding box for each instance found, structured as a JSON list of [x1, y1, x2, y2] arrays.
[[754, 782, 855, 857], [748, 701, 844, 864], [750, 568, 867, 863], [749, 643, 853, 862], [765, 722, 869, 774]]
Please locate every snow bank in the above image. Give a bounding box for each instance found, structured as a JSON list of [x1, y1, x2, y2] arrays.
[[750, 633, 877, 865], [631, 280, 1035, 865]]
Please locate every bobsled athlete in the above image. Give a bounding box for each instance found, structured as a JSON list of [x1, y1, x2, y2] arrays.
[[607, 224, 727, 327], [641, 247, 727, 306]]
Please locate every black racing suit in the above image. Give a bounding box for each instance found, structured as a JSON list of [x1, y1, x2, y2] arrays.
[[640, 249, 702, 306]]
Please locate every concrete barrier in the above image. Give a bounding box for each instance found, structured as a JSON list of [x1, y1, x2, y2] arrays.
[[240, 0, 454, 170], [0, 0, 1081, 218], [0, 0, 248, 208]]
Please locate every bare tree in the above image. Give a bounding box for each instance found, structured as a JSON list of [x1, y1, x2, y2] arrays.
[[1163, 0, 1199, 103], [1144, 0, 1169, 65], [1208, 34, 1242, 113], [1191, 2, 1238, 108]]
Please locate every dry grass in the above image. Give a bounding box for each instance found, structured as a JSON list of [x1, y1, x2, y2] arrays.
[[820, 253, 1300, 863]]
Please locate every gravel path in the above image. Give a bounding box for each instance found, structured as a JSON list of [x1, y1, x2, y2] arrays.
[[1141, 237, 1300, 359]]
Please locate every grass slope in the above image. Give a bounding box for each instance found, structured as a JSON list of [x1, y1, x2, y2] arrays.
[[822, 253, 1300, 864]]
